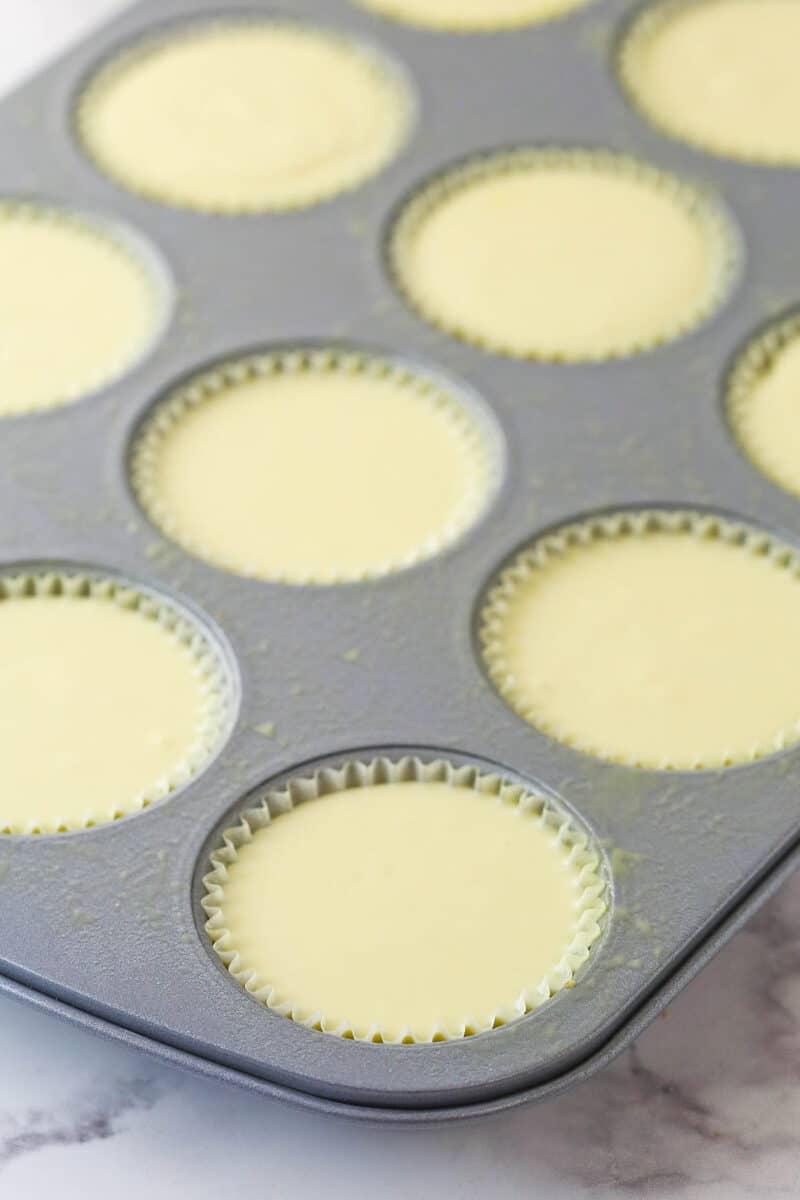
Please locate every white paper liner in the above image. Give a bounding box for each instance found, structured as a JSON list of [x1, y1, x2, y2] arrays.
[[387, 147, 740, 361], [480, 508, 800, 769], [201, 754, 608, 1044], [617, 0, 800, 166], [74, 18, 414, 213], [727, 313, 800, 499], [130, 347, 502, 584], [0, 570, 234, 834], [0, 200, 163, 416]]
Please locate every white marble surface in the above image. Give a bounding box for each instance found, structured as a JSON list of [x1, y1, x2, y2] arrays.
[[2, 3, 800, 1196]]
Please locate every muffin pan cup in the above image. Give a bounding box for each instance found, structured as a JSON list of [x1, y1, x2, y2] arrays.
[[0, 564, 237, 833], [128, 345, 505, 583], [2, 0, 800, 1122], [201, 755, 609, 1043]]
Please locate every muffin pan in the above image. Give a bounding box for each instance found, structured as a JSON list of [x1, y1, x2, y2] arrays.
[[2, 0, 800, 1124]]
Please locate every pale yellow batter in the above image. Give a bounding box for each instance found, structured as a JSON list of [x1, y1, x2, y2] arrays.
[[390, 152, 736, 360], [729, 322, 800, 498], [0, 204, 161, 416], [0, 578, 229, 833], [131, 353, 498, 583], [354, 0, 590, 30], [205, 774, 605, 1041], [620, 0, 800, 164], [481, 515, 800, 769], [77, 21, 412, 212]]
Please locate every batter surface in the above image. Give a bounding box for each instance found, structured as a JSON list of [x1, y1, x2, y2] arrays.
[[620, 0, 800, 164], [207, 779, 599, 1041], [481, 517, 800, 768], [132, 355, 497, 583], [390, 153, 734, 360], [729, 325, 800, 498], [77, 21, 412, 211], [0, 582, 226, 833], [0, 205, 160, 416], [354, 0, 590, 30]]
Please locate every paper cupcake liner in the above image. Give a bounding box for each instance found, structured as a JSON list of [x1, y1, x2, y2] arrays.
[[353, 0, 591, 33], [201, 754, 608, 1044], [617, 0, 800, 166], [130, 347, 503, 584], [387, 147, 740, 361], [0, 569, 234, 834], [480, 508, 800, 768], [74, 18, 414, 214], [0, 200, 165, 416], [727, 312, 800, 499]]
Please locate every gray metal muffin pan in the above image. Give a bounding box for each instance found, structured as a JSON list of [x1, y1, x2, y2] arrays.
[[2, 0, 800, 1124]]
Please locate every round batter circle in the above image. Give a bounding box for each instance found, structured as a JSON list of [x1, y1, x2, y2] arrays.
[[728, 314, 800, 499], [388, 150, 738, 361], [480, 511, 800, 769], [202, 757, 607, 1042], [618, 0, 800, 165], [0, 571, 233, 833], [130, 349, 502, 584], [0, 202, 166, 416], [76, 19, 414, 212], [353, 0, 592, 31]]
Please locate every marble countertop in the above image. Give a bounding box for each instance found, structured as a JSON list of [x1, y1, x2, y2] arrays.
[[2, 3, 800, 1196]]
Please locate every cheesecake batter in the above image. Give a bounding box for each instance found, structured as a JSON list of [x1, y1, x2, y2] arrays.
[[77, 21, 412, 212], [354, 0, 590, 30], [481, 517, 800, 768], [729, 324, 800, 498], [620, 0, 800, 164], [0, 204, 160, 416], [132, 354, 497, 583], [208, 779, 599, 1041], [390, 152, 735, 360], [0, 582, 226, 833]]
